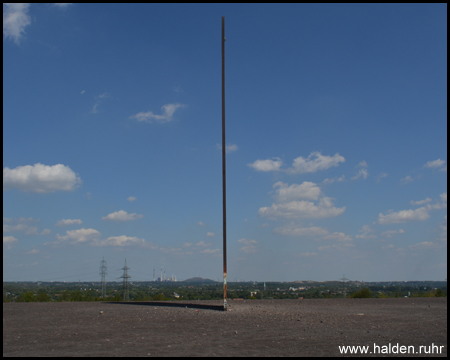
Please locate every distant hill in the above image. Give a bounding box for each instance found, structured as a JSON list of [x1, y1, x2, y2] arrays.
[[183, 277, 217, 284]]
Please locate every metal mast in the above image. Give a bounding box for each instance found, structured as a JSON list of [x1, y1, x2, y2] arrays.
[[221, 16, 227, 311], [99, 256, 108, 298], [120, 259, 131, 301]]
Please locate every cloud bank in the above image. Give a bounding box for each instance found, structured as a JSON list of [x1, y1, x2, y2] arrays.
[[3, 163, 82, 193], [248, 152, 345, 174], [130, 103, 186, 124], [101, 210, 144, 222]]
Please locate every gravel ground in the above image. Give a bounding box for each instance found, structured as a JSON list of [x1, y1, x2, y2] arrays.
[[3, 298, 447, 357]]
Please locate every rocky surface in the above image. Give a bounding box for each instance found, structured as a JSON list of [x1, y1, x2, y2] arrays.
[[3, 298, 447, 357]]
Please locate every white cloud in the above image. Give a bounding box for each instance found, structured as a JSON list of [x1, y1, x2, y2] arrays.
[[324, 175, 346, 184], [409, 241, 434, 249], [438, 215, 447, 241], [288, 152, 345, 174], [93, 235, 145, 247], [273, 181, 321, 202], [248, 152, 346, 174], [356, 160, 368, 168], [49, 228, 146, 247], [130, 103, 186, 124], [378, 207, 430, 224], [3, 163, 82, 193], [206, 232, 215, 237], [351, 168, 368, 180], [260, 180, 345, 220], [238, 238, 258, 253], [394, 196, 446, 227], [200, 248, 220, 254], [225, 144, 238, 153], [127, 196, 137, 202], [381, 244, 395, 250], [52, 4, 73, 8], [321, 232, 353, 242], [3, 236, 18, 249], [424, 159, 446, 169], [197, 221, 206, 227], [355, 225, 377, 239], [259, 197, 345, 220], [247, 157, 283, 172], [182, 242, 192, 247], [3, 3, 31, 44], [216, 143, 239, 153], [381, 229, 405, 238], [274, 224, 329, 237], [25, 226, 51, 235], [55, 219, 83, 227], [91, 93, 111, 114], [26, 248, 39, 254], [55, 228, 101, 244], [195, 241, 210, 247], [318, 242, 354, 251], [400, 176, 414, 184], [376, 173, 388, 183], [410, 198, 432, 205], [298, 252, 318, 257], [3, 223, 27, 232], [101, 210, 143, 222], [4, 217, 37, 225], [3, 217, 50, 235]]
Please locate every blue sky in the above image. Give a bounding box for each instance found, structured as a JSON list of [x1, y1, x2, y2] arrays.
[[3, 4, 447, 282]]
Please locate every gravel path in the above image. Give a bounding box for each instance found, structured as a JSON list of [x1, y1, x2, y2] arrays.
[[3, 298, 447, 357]]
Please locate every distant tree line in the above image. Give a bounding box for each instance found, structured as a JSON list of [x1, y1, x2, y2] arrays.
[[3, 281, 446, 303]]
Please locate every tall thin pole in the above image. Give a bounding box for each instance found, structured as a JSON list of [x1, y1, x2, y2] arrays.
[[221, 16, 227, 311]]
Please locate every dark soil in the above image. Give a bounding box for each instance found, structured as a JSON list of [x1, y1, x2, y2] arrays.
[[3, 298, 447, 357]]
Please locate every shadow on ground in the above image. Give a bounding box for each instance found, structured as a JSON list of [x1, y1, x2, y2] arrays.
[[107, 301, 226, 311]]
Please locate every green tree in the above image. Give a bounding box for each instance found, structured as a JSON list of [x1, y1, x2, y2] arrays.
[[152, 293, 169, 301], [71, 290, 83, 302], [59, 290, 71, 302], [36, 291, 51, 302], [84, 290, 94, 302], [22, 291, 36, 302], [349, 288, 371, 298], [112, 293, 122, 301]]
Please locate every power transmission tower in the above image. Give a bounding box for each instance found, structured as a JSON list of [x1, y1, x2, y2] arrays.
[[99, 256, 108, 298], [340, 274, 349, 298], [120, 259, 131, 301]]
